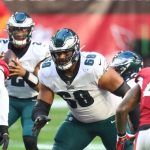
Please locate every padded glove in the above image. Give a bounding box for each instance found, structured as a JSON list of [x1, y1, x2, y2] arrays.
[[32, 115, 50, 137], [0, 126, 9, 150], [116, 133, 135, 150]]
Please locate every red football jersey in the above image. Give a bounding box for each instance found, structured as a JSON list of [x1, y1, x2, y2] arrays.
[[136, 67, 150, 126], [0, 59, 9, 79]]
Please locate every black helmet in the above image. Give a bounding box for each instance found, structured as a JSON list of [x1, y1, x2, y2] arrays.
[[111, 50, 143, 81], [49, 28, 80, 70], [7, 12, 35, 47]]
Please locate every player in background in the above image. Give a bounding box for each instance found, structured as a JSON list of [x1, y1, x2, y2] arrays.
[[115, 67, 150, 150], [0, 59, 9, 150], [32, 28, 133, 150], [0, 12, 50, 150], [111, 50, 143, 133]]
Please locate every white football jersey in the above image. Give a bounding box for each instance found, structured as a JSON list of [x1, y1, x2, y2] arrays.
[[0, 70, 9, 126], [0, 39, 50, 98], [38, 51, 121, 123]]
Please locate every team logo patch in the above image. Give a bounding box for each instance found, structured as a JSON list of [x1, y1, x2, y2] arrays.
[[42, 61, 51, 68]]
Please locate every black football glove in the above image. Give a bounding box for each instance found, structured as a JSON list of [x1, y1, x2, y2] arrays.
[[0, 126, 9, 150], [32, 115, 50, 137], [0, 133, 9, 150]]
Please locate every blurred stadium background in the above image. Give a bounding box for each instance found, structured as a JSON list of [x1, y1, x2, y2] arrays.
[[1, 0, 150, 149]]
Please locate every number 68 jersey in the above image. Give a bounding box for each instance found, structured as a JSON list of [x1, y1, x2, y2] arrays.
[[38, 52, 121, 123]]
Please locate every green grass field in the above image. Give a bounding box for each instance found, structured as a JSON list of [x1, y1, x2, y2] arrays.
[[8, 98, 105, 150]]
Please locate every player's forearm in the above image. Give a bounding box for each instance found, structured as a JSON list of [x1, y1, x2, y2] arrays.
[[116, 108, 128, 134], [32, 99, 51, 121]]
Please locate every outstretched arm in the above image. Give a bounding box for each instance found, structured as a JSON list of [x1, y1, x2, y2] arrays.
[[115, 84, 140, 150], [32, 83, 54, 136], [99, 67, 140, 133], [116, 84, 141, 134], [98, 67, 130, 96]]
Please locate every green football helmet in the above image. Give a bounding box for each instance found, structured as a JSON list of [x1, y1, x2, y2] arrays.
[[111, 50, 143, 81], [49, 28, 80, 70]]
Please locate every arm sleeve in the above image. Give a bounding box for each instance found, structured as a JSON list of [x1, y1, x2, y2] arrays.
[[93, 53, 109, 84], [0, 70, 9, 126]]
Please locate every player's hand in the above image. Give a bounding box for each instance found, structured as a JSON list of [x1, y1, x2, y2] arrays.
[[32, 115, 50, 137], [0, 52, 5, 59], [9, 59, 26, 77], [116, 133, 135, 150], [0, 133, 9, 150]]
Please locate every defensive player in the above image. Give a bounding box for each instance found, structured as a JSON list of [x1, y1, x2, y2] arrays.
[[0, 12, 50, 150], [0, 59, 9, 150], [111, 50, 143, 133], [116, 67, 150, 150], [32, 28, 133, 150]]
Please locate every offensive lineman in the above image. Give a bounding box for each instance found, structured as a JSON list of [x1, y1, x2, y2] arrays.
[[0, 12, 50, 150], [0, 59, 9, 150], [32, 28, 133, 150]]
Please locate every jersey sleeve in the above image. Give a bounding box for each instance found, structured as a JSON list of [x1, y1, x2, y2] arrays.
[[92, 52, 109, 83], [0, 59, 9, 79], [32, 42, 51, 62], [38, 59, 52, 86]]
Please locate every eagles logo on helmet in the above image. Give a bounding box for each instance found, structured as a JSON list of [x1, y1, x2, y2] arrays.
[[7, 12, 35, 47], [111, 50, 143, 81], [49, 28, 80, 70]]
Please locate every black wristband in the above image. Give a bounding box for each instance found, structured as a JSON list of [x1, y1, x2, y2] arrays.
[[117, 132, 126, 137], [23, 71, 39, 88], [0, 125, 8, 134], [113, 81, 130, 98], [23, 70, 29, 79], [32, 99, 51, 121]]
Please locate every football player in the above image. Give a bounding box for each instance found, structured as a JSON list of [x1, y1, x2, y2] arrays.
[[111, 51, 143, 150], [111, 50, 143, 133], [0, 59, 9, 150], [116, 67, 150, 150], [0, 12, 50, 150], [32, 28, 133, 150]]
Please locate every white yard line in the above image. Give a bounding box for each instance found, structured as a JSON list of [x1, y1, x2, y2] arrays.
[[39, 143, 106, 150], [10, 142, 106, 150]]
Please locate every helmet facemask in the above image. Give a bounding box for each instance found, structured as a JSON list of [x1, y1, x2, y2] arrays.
[[8, 26, 33, 47]]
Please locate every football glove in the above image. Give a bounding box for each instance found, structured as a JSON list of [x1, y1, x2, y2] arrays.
[[0, 126, 9, 150], [32, 115, 50, 137], [116, 133, 135, 150], [0, 133, 9, 150]]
